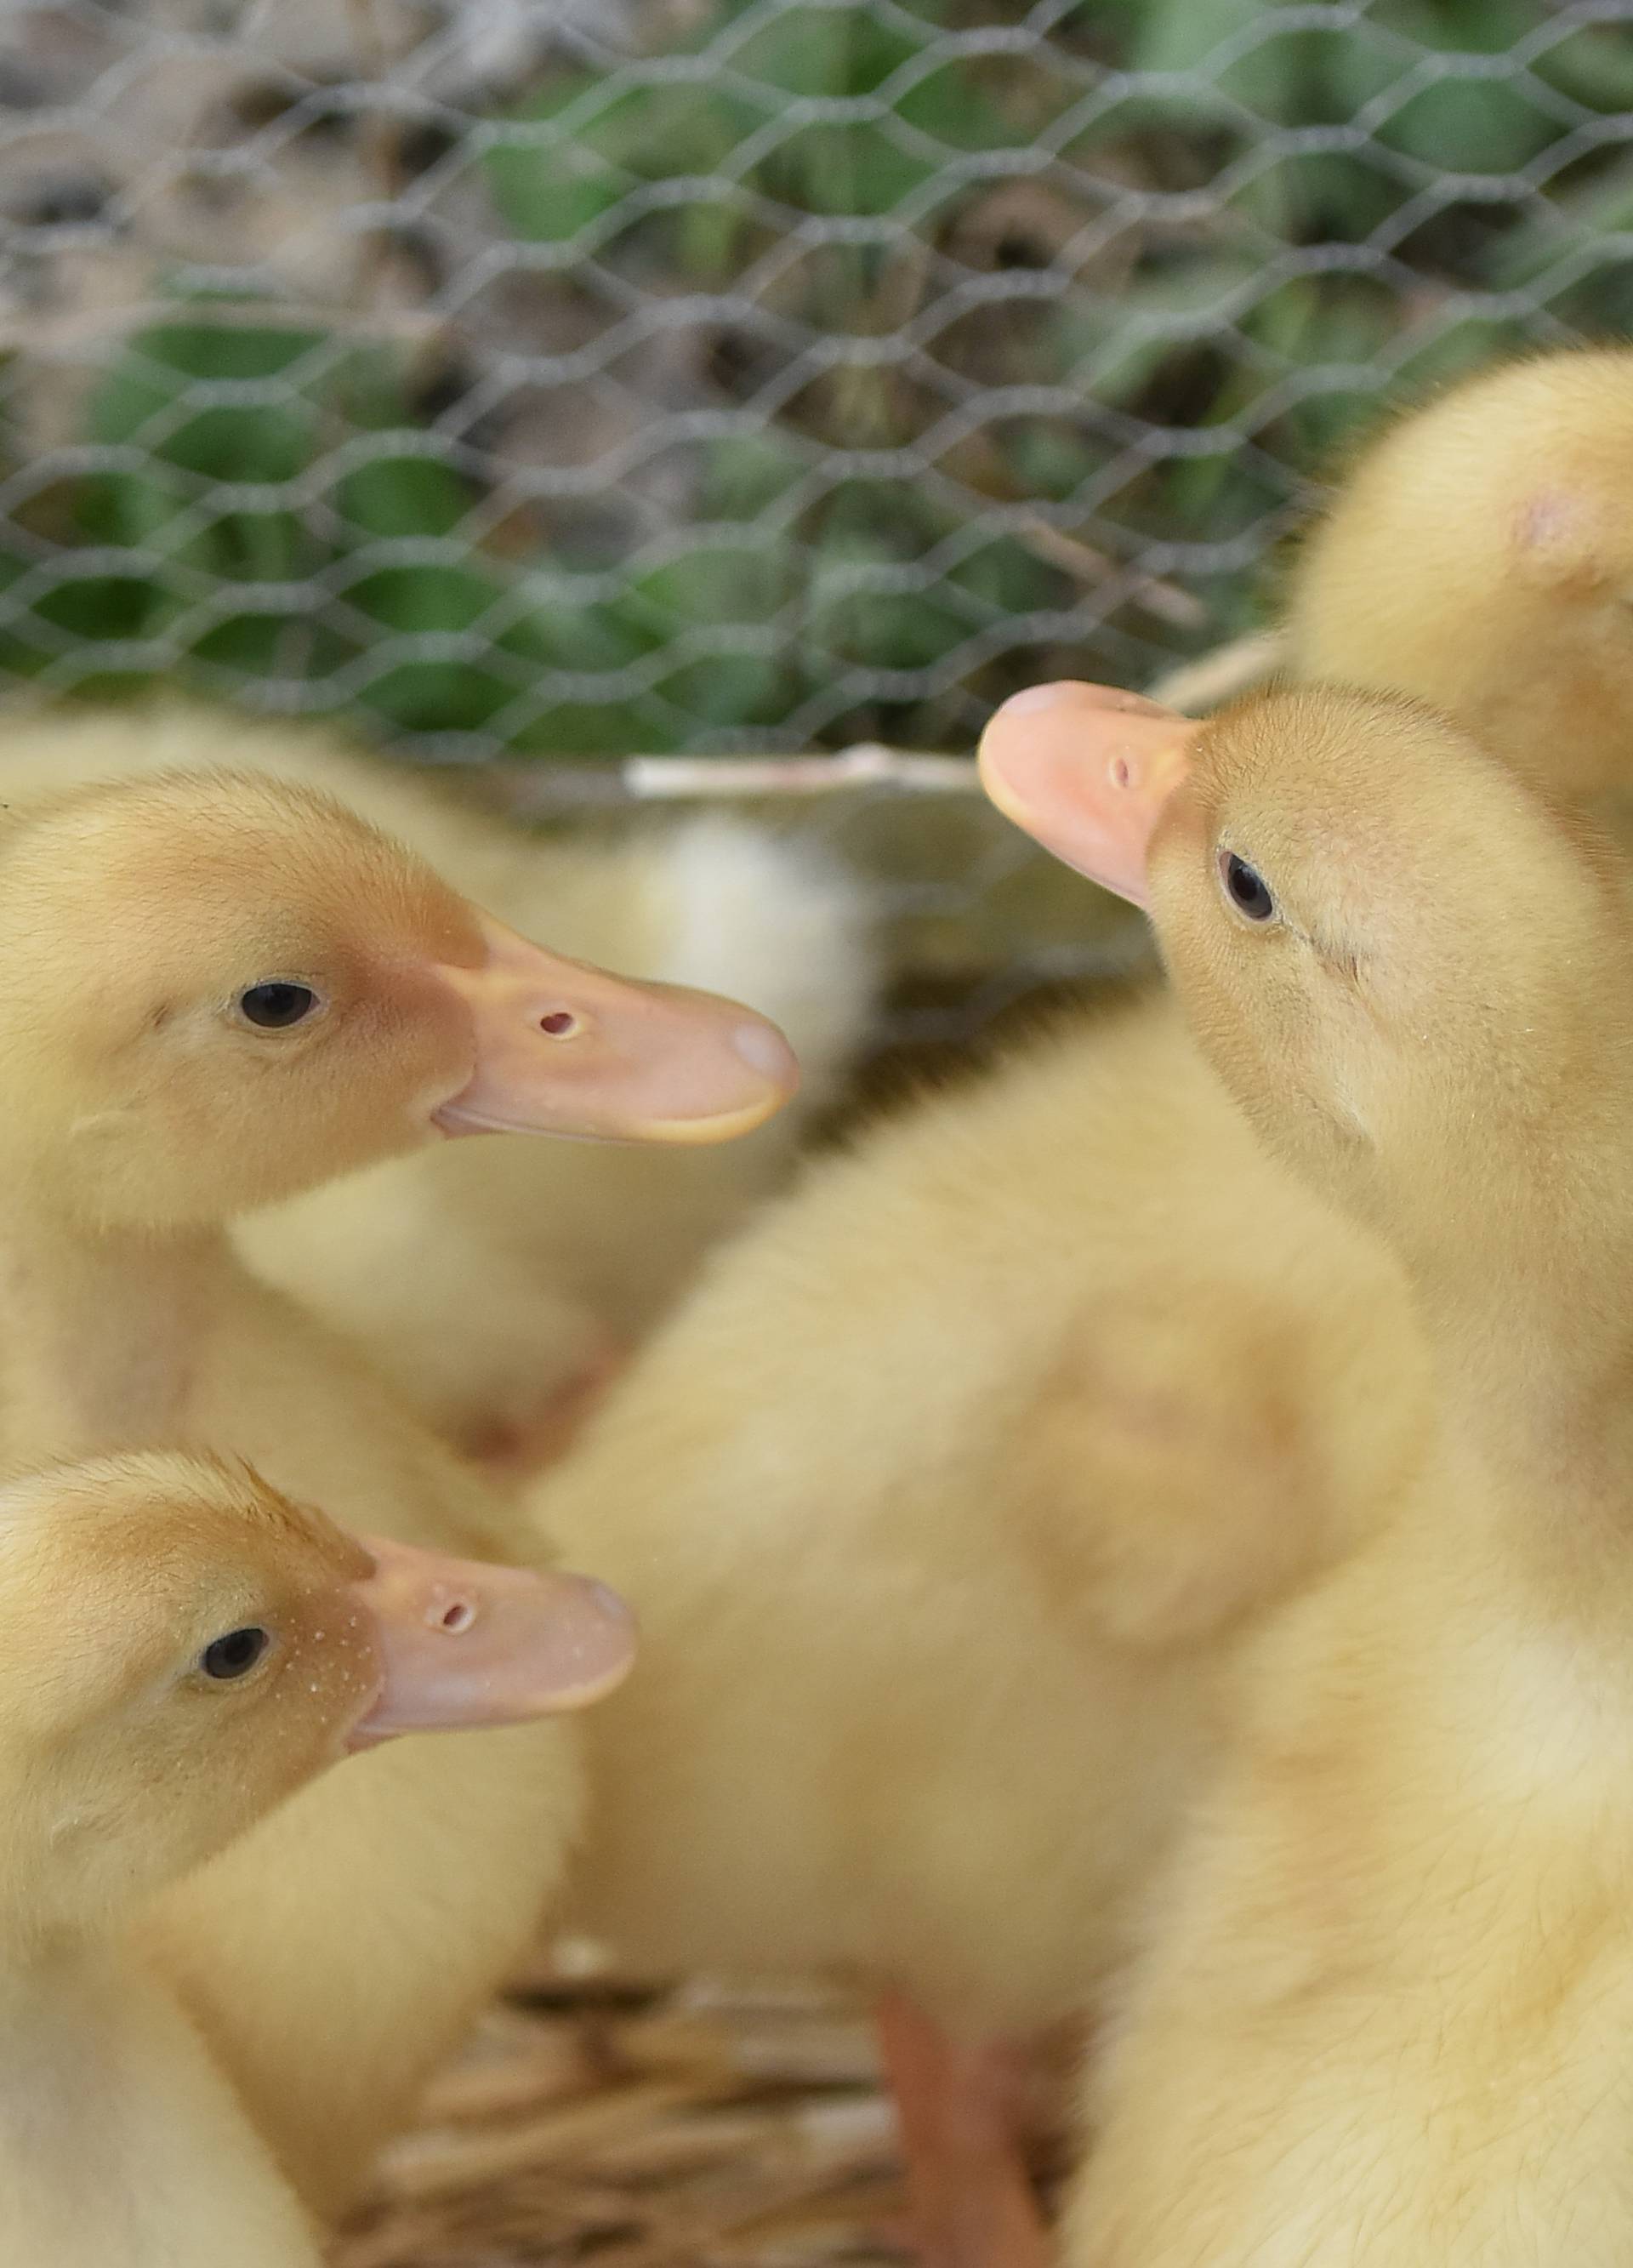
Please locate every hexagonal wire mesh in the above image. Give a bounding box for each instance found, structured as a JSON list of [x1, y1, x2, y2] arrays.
[[1, 0, 1631, 1040]]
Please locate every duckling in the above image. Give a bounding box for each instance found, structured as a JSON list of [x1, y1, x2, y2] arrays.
[[0, 763, 793, 2217], [526, 694, 1425, 2268], [1285, 344, 1633, 804], [990, 682, 1633, 2265], [529, 348, 1633, 2251], [0, 702, 873, 1461], [0, 1447, 634, 2268]]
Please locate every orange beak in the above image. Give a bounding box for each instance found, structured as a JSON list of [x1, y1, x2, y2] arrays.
[[977, 681, 1201, 909], [430, 911, 799, 1144], [345, 1534, 636, 1747]]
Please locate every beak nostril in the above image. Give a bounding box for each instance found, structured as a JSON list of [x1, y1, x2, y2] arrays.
[[439, 1599, 476, 1634], [1111, 755, 1131, 789], [538, 1011, 578, 1038]]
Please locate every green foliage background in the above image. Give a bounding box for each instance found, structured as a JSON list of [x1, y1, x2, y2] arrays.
[[3, 0, 1630, 758]]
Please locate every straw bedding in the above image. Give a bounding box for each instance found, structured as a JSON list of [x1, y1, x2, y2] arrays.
[[335, 1961, 916, 2268], [334, 1955, 1071, 2266]]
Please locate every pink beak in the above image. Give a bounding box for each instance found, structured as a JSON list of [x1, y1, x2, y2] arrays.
[[976, 681, 1202, 909], [344, 1535, 636, 1747], [430, 911, 799, 1144]]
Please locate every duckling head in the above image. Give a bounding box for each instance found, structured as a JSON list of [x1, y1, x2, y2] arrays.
[[0, 1450, 635, 1938], [980, 680, 1633, 1268], [0, 768, 798, 1228]]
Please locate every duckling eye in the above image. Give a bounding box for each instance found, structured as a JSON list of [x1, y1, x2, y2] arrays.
[[200, 1627, 270, 1681], [1220, 851, 1277, 925], [238, 983, 318, 1029]]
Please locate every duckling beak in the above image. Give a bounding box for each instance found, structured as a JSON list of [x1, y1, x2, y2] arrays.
[[344, 1534, 636, 1747], [977, 681, 1201, 908], [430, 911, 799, 1143]]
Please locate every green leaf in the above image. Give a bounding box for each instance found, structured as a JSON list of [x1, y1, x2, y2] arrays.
[[485, 134, 626, 243], [1388, 316, 1527, 398], [188, 613, 300, 676], [698, 434, 808, 521], [1129, 0, 1307, 123], [31, 572, 162, 641], [1230, 149, 1403, 248], [657, 653, 792, 727], [947, 536, 1061, 618], [1129, 0, 1272, 75], [760, 120, 935, 217], [76, 469, 191, 550], [997, 420, 1104, 504], [498, 592, 653, 675], [810, 537, 965, 669], [486, 75, 766, 244], [337, 453, 473, 541], [629, 542, 788, 630], [895, 60, 1061, 153], [725, 5, 925, 98], [346, 562, 499, 636], [121, 317, 327, 386], [1487, 158, 1633, 288], [509, 701, 681, 757], [357, 659, 513, 732], [1533, 24, 1633, 115], [1337, 0, 1562, 174], [672, 192, 754, 279], [1054, 258, 1262, 404]]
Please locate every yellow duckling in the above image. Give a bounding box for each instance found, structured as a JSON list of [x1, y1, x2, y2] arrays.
[[528, 696, 1425, 2265], [1287, 343, 1633, 803], [0, 764, 793, 2215], [989, 681, 1633, 2267], [522, 350, 1633, 2256], [0, 703, 873, 1462], [0, 1447, 629, 2267]]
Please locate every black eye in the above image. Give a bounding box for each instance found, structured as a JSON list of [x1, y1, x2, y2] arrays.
[[1220, 852, 1277, 924], [238, 982, 317, 1029], [200, 1627, 270, 1681]]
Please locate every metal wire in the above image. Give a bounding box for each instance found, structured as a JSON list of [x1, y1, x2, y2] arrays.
[[0, 0, 1628, 795]]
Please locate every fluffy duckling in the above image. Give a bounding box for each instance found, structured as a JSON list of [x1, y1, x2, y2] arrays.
[[0, 703, 873, 1461], [527, 721, 1425, 2265], [988, 682, 1633, 2265], [526, 350, 1633, 2253], [1285, 345, 1633, 804], [0, 763, 794, 2216], [0, 1448, 623, 2268]]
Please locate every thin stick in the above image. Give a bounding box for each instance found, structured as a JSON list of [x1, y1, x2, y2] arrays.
[[485, 630, 1287, 815], [623, 746, 976, 798], [1015, 520, 1207, 630]]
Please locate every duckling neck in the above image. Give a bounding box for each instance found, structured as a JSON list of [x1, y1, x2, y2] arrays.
[[0, 1203, 230, 1462], [0, 1918, 99, 2002], [1410, 1226, 1633, 1538]]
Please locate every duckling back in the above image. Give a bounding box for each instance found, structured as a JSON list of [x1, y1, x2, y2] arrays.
[[534, 993, 1425, 2034]]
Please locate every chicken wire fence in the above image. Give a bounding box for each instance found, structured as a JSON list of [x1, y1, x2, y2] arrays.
[[2, 0, 1632, 1018]]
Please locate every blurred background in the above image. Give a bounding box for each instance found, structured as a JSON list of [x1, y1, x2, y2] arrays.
[[3, 0, 1630, 768]]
